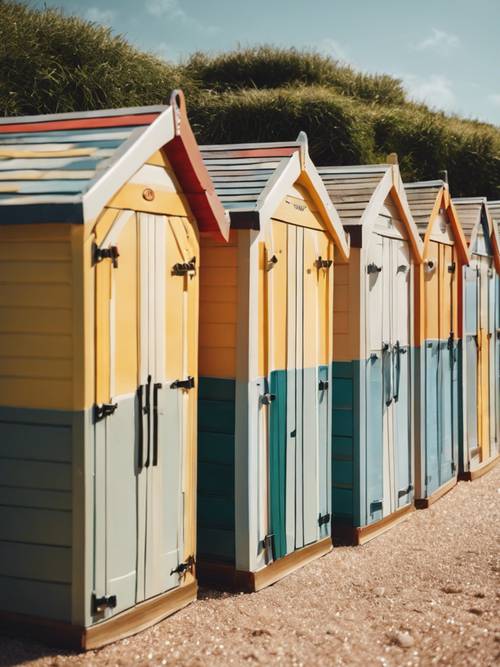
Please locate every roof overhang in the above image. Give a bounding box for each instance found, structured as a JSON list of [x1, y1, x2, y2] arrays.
[[421, 184, 470, 266]]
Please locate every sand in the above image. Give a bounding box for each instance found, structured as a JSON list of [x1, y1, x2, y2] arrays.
[[1, 464, 499, 667]]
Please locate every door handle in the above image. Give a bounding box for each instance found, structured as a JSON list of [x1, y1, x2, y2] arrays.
[[393, 341, 403, 402], [144, 375, 152, 468], [137, 378, 151, 469], [152, 383, 162, 467], [383, 342, 393, 405]]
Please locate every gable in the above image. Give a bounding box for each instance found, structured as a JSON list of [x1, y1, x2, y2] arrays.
[[429, 210, 454, 245], [270, 181, 328, 232], [373, 193, 407, 240], [472, 212, 493, 256]]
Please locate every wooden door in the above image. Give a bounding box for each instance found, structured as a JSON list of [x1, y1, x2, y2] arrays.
[[478, 257, 490, 462], [365, 233, 384, 523], [487, 266, 497, 457], [464, 262, 479, 466], [391, 238, 412, 509]]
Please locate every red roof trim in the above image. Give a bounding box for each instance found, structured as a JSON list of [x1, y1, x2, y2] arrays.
[[0, 113, 160, 134], [204, 147, 298, 159]]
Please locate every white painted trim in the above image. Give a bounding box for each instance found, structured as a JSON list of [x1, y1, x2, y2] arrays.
[[100, 209, 134, 249], [0, 105, 167, 125]]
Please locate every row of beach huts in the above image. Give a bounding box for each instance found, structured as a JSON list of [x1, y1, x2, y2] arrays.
[[0, 91, 498, 649]]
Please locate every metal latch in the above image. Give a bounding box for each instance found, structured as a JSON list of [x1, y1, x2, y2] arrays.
[[262, 533, 275, 563], [447, 332, 455, 350], [171, 555, 195, 576], [170, 376, 195, 390], [261, 393, 276, 405], [172, 257, 196, 276], [92, 593, 117, 614], [318, 379, 329, 391], [266, 254, 278, 271], [318, 513, 331, 526], [448, 262, 456, 273], [94, 402, 118, 422], [367, 262, 382, 274], [315, 256, 333, 269], [398, 484, 413, 498], [94, 244, 119, 268]]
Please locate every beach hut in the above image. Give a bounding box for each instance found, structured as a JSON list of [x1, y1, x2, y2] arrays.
[[405, 181, 469, 507], [486, 202, 500, 455], [0, 92, 228, 649], [317, 161, 423, 545], [453, 198, 500, 479], [196, 134, 350, 591]]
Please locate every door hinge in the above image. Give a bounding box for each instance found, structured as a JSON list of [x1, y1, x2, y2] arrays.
[[451, 461, 457, 473], [448, 262, 456, 273], [92, 593, 117, 614], [94, 402, 118, 422], [318, 512, 331, 527], [367, 262, 382, 274], [318, 379, 329, 391], [398, 484, 413, 498], [315, 256, 333, 269], [370, 500, 383, 513], [172, 257, 196, 276], [261, 533, 275, 563], [170, 376, 195, 390], [260, 393, 276, 405], [266, 254, 278, 271], [94, 244, 120, 268], [447, 332, 455, 350], [170, 555, 195, 576]]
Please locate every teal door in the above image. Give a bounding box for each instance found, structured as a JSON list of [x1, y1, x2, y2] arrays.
[[464, 264, 479, 468]]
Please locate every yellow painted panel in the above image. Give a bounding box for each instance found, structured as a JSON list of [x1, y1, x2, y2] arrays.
[[200, 267, 237, 287], [199, 346, 235, 378], [113, 214, 139, 397], [0, 357, 72, 380], [0, 307, 72, 334], [0, 378, 72, 410], [0, 148, 95, 158], [200, 285, 237, 304], [93, 208, 120, 245], [0, 284, 71, 309], [80, 232, 95, 411], [258, 241, 267, 378], [202, 246, 238, 268], [0, 334, 72, 359], [333, 248, 360, 362], [0, 261, 71, 285], [439, 244, 453, 340], [199, 323, 237, 349], [0, 224, 71, 243], [108, 183, 190, 217], [317, 232, 333, 365], [271, 197, 325, 231], [95, 254, 112, 405], [302, 228, 318, 370], [0, 242, 71, 261], [200, 301, 237, 325], [267, 220, 288, 373], [424, 240, 439, 340]]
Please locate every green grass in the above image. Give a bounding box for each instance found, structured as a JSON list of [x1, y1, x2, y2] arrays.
[[0, 2, 499, 198]]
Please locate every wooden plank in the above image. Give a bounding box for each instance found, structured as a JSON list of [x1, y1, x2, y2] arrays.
[[0, 577, 71, 621], [0, 541, 71, 582], [0, 421, 72, 461], [0, 458, 71, 491], [0, 505, 72, 546], [0, 486, 71, 511]]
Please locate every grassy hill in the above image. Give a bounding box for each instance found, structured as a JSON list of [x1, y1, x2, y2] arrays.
[[1, 1, 499, 198]]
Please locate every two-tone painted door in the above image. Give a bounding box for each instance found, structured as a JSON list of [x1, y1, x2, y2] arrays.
[[263, 220, 333, 562], [365, 227, 412, 524], [93, 210, 198, 621]]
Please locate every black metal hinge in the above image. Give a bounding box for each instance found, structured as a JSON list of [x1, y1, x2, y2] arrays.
[[448, 262, 456, 273], [94, 402, 118, 422], [92, 593, 117, 614], [316, 256, 333, 269], [318, 512, 331, 527], [261, 533, 275, 563], [261, 393, 276, 405], [170, 555, 195, 576], [266, 254, 278, 271], [172, 257, 196, 276], [398, 484, 413, 498], [318, 379, 329, 391], [94, 244, 120, 268], [367, 262, 382, 274], [170, 376, 195, 390]]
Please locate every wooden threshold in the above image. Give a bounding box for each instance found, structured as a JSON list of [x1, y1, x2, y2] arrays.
[[332, 504, 415, 546], [458, 453, 499, 481], [0, 581, 197, 651], [198, 537, 332, 593], [414, 475, 458, 509]]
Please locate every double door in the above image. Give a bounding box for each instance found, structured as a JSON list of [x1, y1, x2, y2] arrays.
[[262, 220, 333, 561], [365, 232, 412, 523], [424, 243, 458, 495], [93, 210, 198, 620], [464, 255, 497, 466]]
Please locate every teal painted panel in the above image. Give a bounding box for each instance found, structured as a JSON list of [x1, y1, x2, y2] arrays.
[[333, 460, 353, 486], [198, 462, 234, 497], [197, 527, 235, 562], [332, 361, 353, 379], [269, 370, 287, 560], [332, 409, 353, 437], [0, 486, 71, 511], [198, 432, 234, 466], [425, 342, 440, 496], [333, 436, 353, 460], [366, 356, 383, 523], [199, 377, 236, 403], [332, 488, 353, 519], [0, 422, 72, 462], [0, 575, 71, 621], [0, 506, 71, 546], [332, 378, 353, 410], [199, 400, 235, 435], [318, 365, 330, 540], [439, 341, 455, 486], [394, 347, 412, 506], [0, 541, 71, 583], [197, 495, 234, 530], [0, 459, 71, 491]]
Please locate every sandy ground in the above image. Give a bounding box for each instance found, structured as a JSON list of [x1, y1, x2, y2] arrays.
[[1, 465, 499, 667]]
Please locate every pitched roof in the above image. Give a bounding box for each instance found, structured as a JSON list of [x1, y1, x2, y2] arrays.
[[200, 134, 350, 261], [452, 197, 486, 242], [0, 91, 228, 239], [404, 180, 444, 234], [317, 163, 423, 261]]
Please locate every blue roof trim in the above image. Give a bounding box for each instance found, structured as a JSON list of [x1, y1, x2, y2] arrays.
[[0, 202, 84, 224]]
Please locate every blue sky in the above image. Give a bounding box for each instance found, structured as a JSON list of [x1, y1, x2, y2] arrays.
[[35, 0, 500, 125]]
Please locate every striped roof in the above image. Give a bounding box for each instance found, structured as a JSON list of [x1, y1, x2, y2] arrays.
[[200, 140, 301, 211], [452, 197, 488, 244], [317, 164, 389, 225], [0, 93, 228, 238], [404, 180, 444, 235], [0, 106, 164, 217]]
